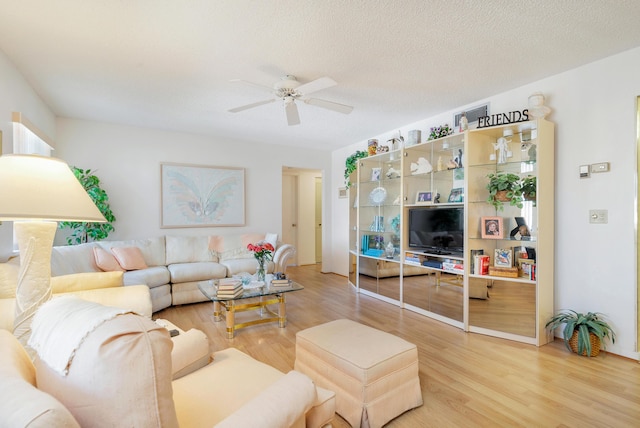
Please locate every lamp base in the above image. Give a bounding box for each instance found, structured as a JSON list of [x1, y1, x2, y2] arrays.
[[13, 221, 56, 358]]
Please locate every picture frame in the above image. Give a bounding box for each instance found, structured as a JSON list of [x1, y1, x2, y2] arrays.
[[448, 187, 464, 203], [494, 248, 513, 267], [415, 190, 432, 204], [161, 162, 245, 228], [371, 167, 382, 181], [517, 258, 535, 277], [481, 216, 504, 239]]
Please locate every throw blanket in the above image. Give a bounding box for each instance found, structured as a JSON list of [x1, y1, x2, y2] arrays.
[[28, 295, 130, 376]]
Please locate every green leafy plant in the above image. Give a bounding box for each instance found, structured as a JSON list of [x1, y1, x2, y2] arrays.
[[545, 310, 616, 357], [58, 167, 116, 245], [521, 175, 537, 205], [344, 150, 368, 188], [486, 172, 523, 210]]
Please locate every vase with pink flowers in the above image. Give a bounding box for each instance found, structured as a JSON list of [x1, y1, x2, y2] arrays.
[[247, 242, 275, 282]]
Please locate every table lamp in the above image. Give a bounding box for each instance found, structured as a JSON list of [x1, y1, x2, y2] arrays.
[[0, 154, 105, 354]]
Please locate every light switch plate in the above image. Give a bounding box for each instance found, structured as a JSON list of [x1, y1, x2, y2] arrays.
[[590, 162, 610, 173]]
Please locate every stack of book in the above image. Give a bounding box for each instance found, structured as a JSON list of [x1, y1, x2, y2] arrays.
[[216, 278, 242, 298], [405, 253, 421, 266], [271, 278, 291, 287]]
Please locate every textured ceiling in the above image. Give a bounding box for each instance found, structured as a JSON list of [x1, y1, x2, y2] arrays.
[[1, 1, 639, 151]]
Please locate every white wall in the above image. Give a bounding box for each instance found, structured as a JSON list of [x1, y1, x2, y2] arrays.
[[0, 50, 56, 260], [54, 118, 331, 248], [330, 47, 640, 360]]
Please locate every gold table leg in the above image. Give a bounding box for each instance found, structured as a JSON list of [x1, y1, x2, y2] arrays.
[[278, 294, 286, 327], [213, 301, 223, 321], [226, 300, 235, 339]]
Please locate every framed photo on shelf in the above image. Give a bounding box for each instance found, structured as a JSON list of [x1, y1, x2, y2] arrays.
[[517, 258, 535, 277], [448, 187, 464, 203], [481, 216, 504, 239], [371, 167, 382, 181], [415, 190, 432, 204], [494, 248, 513, 267]]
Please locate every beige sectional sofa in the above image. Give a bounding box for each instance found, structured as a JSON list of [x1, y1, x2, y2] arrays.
[[49, 233, 296, 312], [0, 276, 334, 427]]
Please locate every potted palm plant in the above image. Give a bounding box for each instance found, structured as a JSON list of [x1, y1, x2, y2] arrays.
[[545, 310, 616, 357], [486, 172, 522, 210]]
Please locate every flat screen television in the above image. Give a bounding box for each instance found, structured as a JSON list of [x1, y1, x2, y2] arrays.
[[408, 206, 464, 255]]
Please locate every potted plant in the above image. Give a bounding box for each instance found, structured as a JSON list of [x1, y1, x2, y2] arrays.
[[520, 175, 537, 205], [486, 172, 523, 210], [344, 150, 368, 188], [58, 166, 116, 245], [545, 310, 616, 357]]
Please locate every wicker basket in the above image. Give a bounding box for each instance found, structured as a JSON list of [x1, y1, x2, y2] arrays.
[[568, 331, 601, 357], [494, 190, 510, 202]]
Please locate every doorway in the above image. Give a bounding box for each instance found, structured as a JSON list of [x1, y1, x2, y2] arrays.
[[282, 167, 322, 267]]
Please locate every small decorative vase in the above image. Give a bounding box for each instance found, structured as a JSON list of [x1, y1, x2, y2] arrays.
[[385, 242, 395, 259], [256, 259, 266, 282]]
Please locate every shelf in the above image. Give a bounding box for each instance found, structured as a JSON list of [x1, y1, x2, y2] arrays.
[[350, 119, 554, 346], [468, 273, 535, 284]]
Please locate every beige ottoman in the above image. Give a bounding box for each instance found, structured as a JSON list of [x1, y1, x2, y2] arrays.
[[295, 319, 423, 428]]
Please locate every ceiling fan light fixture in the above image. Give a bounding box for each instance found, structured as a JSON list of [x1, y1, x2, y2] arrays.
[[228, 74, 354, 123]]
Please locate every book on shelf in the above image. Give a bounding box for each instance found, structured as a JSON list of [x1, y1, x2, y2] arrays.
[[474, 255, 490, 275], [488, 266, 519, 278], [442, 261, 464, 274]]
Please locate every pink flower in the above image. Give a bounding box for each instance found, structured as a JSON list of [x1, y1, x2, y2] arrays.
[[247, 242, 274, 262]]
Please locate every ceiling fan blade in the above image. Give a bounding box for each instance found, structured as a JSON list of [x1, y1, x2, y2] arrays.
[[304, 97, 354, 114], [285, 100, 300, 126], [229, 79, 274, 93], [228, 98, 276, 113], [295, 77, 337, 96]]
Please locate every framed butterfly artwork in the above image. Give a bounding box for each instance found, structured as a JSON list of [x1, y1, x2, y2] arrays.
[[161, 163, 245, 228]]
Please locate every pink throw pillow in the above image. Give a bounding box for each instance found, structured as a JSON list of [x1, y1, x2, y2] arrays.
[[93, 247, 125, 272], [111, 247, 148, 271]]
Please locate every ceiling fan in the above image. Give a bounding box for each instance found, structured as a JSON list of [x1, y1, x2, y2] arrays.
[[228, 75, 354, 126]]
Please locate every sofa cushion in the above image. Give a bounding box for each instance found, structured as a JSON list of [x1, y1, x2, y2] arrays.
[[264, 232, 278, 248], [32, 300, 178, 427], [167, 261, 227, 283], [111, 246, 148, 270], [209, 234, 254, 261], [51, 271, 124, 294], [93, 247, 124, 272], [50, 242, 100, 276], [123, 266, 171, 288], [166, 235, 217, 264], [222, 258, 274, 276], [0, 330, 80, 427], [215, 371, 316, 428], [97, 237, 166, 267], [173, 347, 286, 426]]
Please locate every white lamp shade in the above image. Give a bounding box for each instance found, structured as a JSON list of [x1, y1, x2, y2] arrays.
[[0, 154, 106, 222]]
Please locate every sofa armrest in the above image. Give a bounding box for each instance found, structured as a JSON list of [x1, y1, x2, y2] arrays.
[[273, 244, 296, 273], [215, 370, 316, 428]]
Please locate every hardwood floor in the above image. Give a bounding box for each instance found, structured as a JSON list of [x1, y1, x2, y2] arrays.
[[155, 265, 640, 428]]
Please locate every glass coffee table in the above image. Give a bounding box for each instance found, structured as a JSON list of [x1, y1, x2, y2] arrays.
[[198, 280, 304, 338]]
